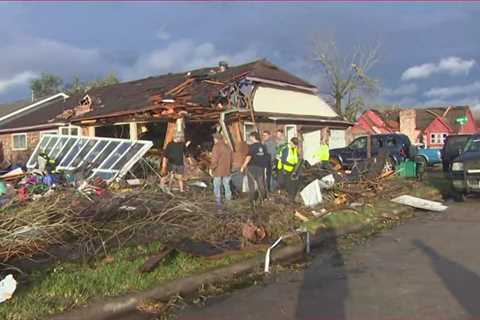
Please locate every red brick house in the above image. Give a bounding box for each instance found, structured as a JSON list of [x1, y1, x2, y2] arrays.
[[350, 106, 478, 148], [0, 93, 74, 164]]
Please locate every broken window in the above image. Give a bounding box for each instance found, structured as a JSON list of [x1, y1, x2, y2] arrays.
[[27, 135, 153, 182]]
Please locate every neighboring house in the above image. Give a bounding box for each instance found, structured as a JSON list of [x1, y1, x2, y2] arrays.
[[0, 93, 73, 163], [349, 106, 477, 148], [45, 59, 351, 164]]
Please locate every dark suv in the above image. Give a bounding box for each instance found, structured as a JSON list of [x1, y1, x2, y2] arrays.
[[441, 134, 472, 172], [330, 133, 414, 170], [450, 134, 480, 196]]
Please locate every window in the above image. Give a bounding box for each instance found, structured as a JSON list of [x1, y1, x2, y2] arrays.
[[349, 136, 367, 150], [27, 134, 153, 182], [430, 133, 447, 144], [284, 125, 297, 142], [386, 137, 397, 147], [464, 138, 480, 153], [12, 133, 27, 151], [243, 122, 256, 141], [372, 136, 384, 150], [59, 125, 81, 136]]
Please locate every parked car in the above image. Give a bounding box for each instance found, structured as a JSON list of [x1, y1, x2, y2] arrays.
[[441, 134, 472, 172], [414, 144, 442, 168], [330, 133, 415, 171], [450, 134, 480, 198]]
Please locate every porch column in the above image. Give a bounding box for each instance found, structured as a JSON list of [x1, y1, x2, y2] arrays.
[[129, 122, 138, 140], [86, 126, 95, 137]]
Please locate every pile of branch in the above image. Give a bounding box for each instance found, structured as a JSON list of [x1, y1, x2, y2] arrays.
[[0, 188, 299, 264]]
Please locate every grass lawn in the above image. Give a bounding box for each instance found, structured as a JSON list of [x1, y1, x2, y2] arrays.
[[0, 175, 445, 320], [0, 241, 257, 320]]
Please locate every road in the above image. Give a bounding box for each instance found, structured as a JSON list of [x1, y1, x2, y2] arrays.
[[174, 197, 480, 320]]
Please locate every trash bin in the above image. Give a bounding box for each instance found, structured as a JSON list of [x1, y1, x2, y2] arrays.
[[399, 160, 417, 177]]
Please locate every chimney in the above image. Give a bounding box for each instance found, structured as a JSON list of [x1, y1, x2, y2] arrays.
[[218, 61, 229, 72], [399, 109, 418, 144]]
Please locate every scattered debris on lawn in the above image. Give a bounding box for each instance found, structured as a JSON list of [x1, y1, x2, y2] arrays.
[[139, 247, 174, 273], [391, 195, 448, 212], [0, 274, 16, 303]]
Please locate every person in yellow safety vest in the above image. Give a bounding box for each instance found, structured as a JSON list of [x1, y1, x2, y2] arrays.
[[314, 127, 331, 169], [278, 137, 300, 201]]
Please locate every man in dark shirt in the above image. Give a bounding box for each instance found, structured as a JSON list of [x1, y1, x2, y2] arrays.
[[241, 131, 268, 204], [262, 130, 277, 192], [162, 134, 191, 192]]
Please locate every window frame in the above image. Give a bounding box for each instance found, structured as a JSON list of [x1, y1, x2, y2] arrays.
[[284, 124, 297, 142], [11, 133, 28, 151], [59, 125, 82, 136], [27, 134, 153, 182], [430, 132, 448, 145], [243, 122, 256, 141]]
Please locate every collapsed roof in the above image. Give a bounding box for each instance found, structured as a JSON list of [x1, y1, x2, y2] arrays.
[[56, 59, 319, 123]]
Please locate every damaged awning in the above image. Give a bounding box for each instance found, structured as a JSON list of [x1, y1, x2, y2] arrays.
[[26, 135, 153, 182]]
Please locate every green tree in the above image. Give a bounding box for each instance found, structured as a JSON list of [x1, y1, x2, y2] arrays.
[[30, 73, 63, 100], [65, 72, 120, 95]]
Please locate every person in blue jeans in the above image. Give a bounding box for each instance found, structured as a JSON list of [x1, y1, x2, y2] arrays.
[[210, 133, 233, 209]]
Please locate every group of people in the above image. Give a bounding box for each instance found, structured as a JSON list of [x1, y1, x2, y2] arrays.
[[210, 129, 311, 207], [161, 127, 331, 209]]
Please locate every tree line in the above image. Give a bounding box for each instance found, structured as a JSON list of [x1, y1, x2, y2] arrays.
[[30, 72, 120, 100]]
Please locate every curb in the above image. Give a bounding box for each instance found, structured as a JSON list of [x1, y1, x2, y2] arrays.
[[51, 205, 414, 320]]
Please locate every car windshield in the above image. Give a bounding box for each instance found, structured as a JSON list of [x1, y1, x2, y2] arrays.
[[463, 138, 480, 153], [446, 136, 470, 152], [350, 137, 367, 150]]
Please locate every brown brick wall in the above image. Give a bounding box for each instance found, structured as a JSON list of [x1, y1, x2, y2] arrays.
[[0, 131, 41, 164]]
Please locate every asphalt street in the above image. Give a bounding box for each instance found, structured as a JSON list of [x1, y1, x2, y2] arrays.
[[174, 197, 480, 320]]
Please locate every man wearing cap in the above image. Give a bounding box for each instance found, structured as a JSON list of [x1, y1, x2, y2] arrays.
[[210, 133, 233, 208], [162, 134, 191, 192]]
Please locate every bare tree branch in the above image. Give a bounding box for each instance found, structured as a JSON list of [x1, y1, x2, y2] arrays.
[[312, 37, 381, 120]]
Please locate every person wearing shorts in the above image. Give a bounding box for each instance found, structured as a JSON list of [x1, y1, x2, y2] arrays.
[[162, 134, 191, 192]]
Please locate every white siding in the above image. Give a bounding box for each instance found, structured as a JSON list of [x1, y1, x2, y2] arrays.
[[253, 86, 339, 118]]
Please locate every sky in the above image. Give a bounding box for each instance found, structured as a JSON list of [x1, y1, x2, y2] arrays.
[[1, 2, 480, 111]]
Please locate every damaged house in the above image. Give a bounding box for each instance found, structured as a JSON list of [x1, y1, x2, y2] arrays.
[[60, 59, 351, 161], [1, 59, 351, 167], [0, 93, 71, 164]]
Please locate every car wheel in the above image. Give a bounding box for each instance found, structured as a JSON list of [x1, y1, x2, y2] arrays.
[[453, 192, 466, 202], [415, 156, 428, 170], [330, 157, 342, 171]]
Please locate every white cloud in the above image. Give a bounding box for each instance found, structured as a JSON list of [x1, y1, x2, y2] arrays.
[[423, 96, 480, 112], [0, 37, 105, 78], [121, 39, 258, 80], [0, 71, 37, 94], [438, 57, 476, 75], [383, 83, 418, 96], [424, 81, 480, 99], [401, 56, 476, 81]]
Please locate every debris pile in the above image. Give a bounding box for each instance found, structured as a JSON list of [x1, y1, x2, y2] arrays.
[[0, 187, 299, 265]]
